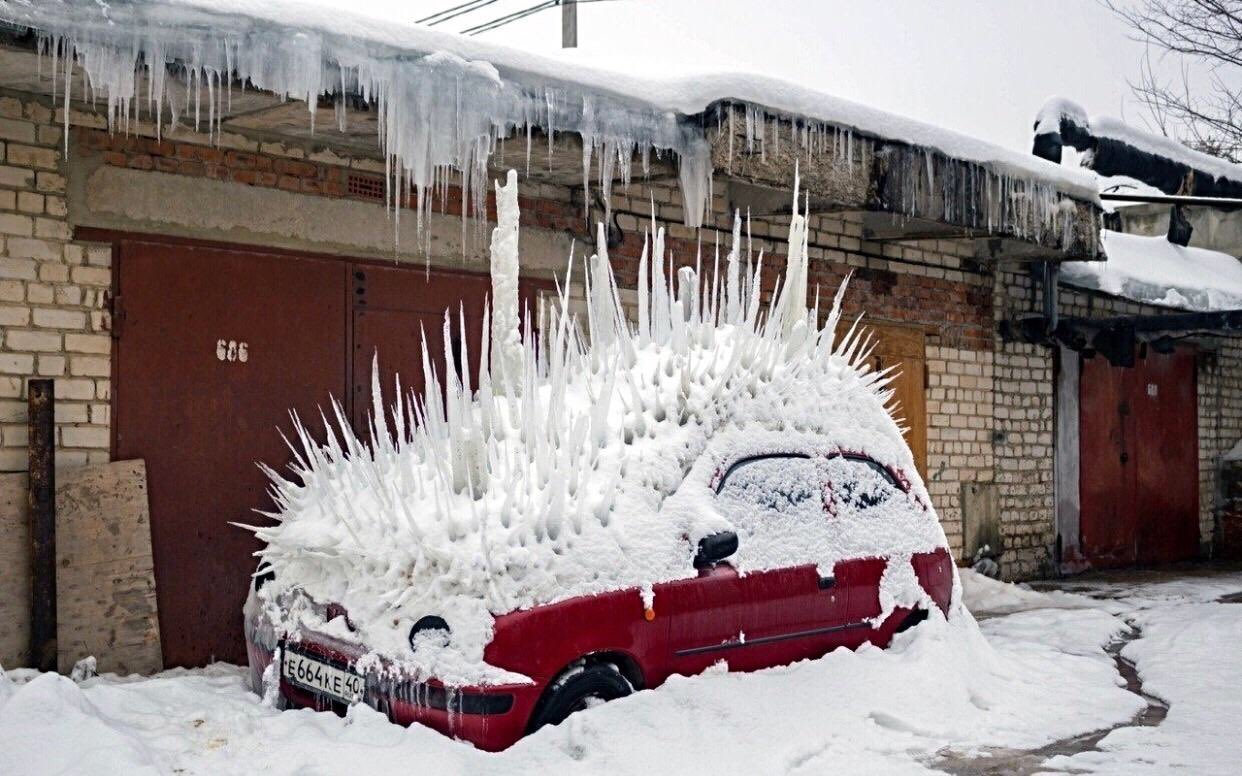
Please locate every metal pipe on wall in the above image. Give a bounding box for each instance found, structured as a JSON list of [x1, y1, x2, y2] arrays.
[[27, 378, 55, 672]]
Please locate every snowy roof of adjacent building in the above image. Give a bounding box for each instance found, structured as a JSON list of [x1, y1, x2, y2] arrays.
[[1061, 229, 1242, 312], [0, 0, 1101, 207]]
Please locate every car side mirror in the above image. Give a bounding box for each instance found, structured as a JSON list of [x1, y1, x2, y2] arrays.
[[694, 531, 738, 568]]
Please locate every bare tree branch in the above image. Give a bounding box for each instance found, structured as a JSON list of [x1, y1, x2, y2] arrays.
[[1106, 0, 1242, 161]]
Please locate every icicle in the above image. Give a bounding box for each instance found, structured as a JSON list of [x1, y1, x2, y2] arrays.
[[489, 170, 523, 392]]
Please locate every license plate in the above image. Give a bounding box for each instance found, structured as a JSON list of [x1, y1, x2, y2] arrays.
[[282, 649, 365, 704]]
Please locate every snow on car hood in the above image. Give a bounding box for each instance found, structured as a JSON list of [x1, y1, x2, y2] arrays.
[[248, 171, 953, 684]]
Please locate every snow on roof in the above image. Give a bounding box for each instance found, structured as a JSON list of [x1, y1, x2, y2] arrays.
[[246, 171, 950, 681], [1095, 174, 1166, 212], [1060, 229, 1242, 312], [1037, 97, 1242, 197], [0, 0, 1099, 235]]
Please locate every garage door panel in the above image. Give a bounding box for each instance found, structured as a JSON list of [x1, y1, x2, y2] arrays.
[[1078, 346, 1198, 569], [116, 240, 347, 667], [351, 264, 549, 441], [1133, 349, 1199, 564], [1079, 353, 1137, 566]]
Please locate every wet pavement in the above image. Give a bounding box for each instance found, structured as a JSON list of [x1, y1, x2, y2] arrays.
[[933, 563, 1242, 775]]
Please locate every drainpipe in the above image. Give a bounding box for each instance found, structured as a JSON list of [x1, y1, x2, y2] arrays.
[[1041, 261, 1060, 338], [27, 378, 56, 672]]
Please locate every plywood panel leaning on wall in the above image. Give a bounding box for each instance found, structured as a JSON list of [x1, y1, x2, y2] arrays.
[[0, 461, 161, 675], [56, 460, 162, 675], [0, 472, 31, 669]]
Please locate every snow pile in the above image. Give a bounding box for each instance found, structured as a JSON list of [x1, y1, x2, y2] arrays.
[[0, 0, 1097, 241], [245, 170, 949, 680], [0, 671, 162, 775], [959, 569, 1105, 617], [1061, 229, 1242, 311], [0, 608, 1148, 774], [1044, 573, 1242, 775]]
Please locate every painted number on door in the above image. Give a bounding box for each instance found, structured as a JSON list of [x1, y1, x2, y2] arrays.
[[216, 340, 250, 363]]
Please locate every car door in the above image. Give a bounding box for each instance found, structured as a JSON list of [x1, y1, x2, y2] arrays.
[[705, 454, 852, 671], [818, 455, 910, 633]]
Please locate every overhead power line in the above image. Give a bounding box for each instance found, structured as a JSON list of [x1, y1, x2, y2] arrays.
[[416, 0, 504, 27], [463, 0, 619, 36]]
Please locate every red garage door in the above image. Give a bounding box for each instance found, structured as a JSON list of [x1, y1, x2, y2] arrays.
[[1078, 346, 1199, 567], [350, 264, 550, 440], [112, 235, 536, 667], [115, 238, 348, 667]]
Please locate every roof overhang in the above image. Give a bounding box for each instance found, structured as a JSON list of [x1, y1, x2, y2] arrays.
[[0, 1, 1103, 261]]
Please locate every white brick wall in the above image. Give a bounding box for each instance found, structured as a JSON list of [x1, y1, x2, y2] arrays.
[[0, 96, 112, 472], [992, 270, 1057, 578]]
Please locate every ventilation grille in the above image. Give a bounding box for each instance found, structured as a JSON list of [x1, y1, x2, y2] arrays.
[[347, 172, 385, 202]]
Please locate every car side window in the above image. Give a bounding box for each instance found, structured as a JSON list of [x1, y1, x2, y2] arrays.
[[823, 455, 902, 517], [716, 454, 822, 524]]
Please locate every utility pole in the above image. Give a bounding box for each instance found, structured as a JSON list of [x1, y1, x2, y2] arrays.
[[561, 0, 577, 48]]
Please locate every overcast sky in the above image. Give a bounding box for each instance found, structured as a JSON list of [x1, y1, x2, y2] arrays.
[[325, 0, 1205, 156]]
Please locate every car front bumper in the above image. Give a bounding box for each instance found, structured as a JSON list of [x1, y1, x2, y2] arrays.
[[245, 626, 542, 752]]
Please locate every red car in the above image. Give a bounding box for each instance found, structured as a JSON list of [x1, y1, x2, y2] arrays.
[[246, 450, 955, 752]]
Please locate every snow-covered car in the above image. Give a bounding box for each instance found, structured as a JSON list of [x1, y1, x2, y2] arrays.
[[243, 173, 959, 751]]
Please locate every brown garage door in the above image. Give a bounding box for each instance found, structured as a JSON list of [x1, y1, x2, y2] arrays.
[[1078, 346, 1199, 567], [839, 320, 928, 479], [114, 238, 348, 667], [113, 235, 545, 667], [350, 264, 550, 440]]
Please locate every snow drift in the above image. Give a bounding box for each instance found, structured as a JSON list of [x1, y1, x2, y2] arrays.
[[246, 170, 951, 681]]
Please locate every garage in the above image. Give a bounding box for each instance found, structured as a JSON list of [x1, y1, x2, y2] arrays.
[[104, 233, 539, 667], [1075, 346, 1200, 568]]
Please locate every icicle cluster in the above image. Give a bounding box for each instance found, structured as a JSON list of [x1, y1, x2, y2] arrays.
[[4, 0, 711, 242], [719, 102, 1095, 251], [1, 2, 1099, 255], [242, 170, 949, 679]]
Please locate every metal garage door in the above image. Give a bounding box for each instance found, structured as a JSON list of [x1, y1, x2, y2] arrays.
[[113, 236, 531, 667], [114, 238, 348, 667], [1078, 346, 1199, 567]]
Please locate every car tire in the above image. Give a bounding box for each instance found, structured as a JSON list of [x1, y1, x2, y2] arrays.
[[528, 662, 633, 732]]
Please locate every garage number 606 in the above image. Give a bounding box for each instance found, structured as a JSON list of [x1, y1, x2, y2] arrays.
[[216, 339, 250, 363]]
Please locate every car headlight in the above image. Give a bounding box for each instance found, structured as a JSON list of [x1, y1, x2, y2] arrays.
[[408, 615, 450, 650]]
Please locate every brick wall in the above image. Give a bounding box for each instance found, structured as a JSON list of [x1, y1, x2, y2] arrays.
[[992, 269, 1057, 578], [0, 96, 112, 473]]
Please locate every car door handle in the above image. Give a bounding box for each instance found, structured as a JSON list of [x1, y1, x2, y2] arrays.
[[817, 576, 836, 590]]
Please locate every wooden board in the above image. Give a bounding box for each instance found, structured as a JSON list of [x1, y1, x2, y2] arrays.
[[1, 461, 161, 674], [0, 472, 31, 669], [56, 460, 162, 675]]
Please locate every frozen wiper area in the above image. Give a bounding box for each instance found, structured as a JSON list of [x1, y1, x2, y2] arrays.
[[0, 0, 1099, 244]]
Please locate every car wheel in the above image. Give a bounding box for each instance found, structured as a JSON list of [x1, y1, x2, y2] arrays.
[[529, 662, 633, 732]]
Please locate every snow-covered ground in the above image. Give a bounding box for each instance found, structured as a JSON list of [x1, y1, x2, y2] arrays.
[[6, 568, 1239, 775]]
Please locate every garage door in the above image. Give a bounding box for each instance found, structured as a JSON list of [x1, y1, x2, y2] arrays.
[[1078, 346, 1199, 567], [114, 238, 348, 667], [840, 320, 928, 479], [113, 236, 529, 667]]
